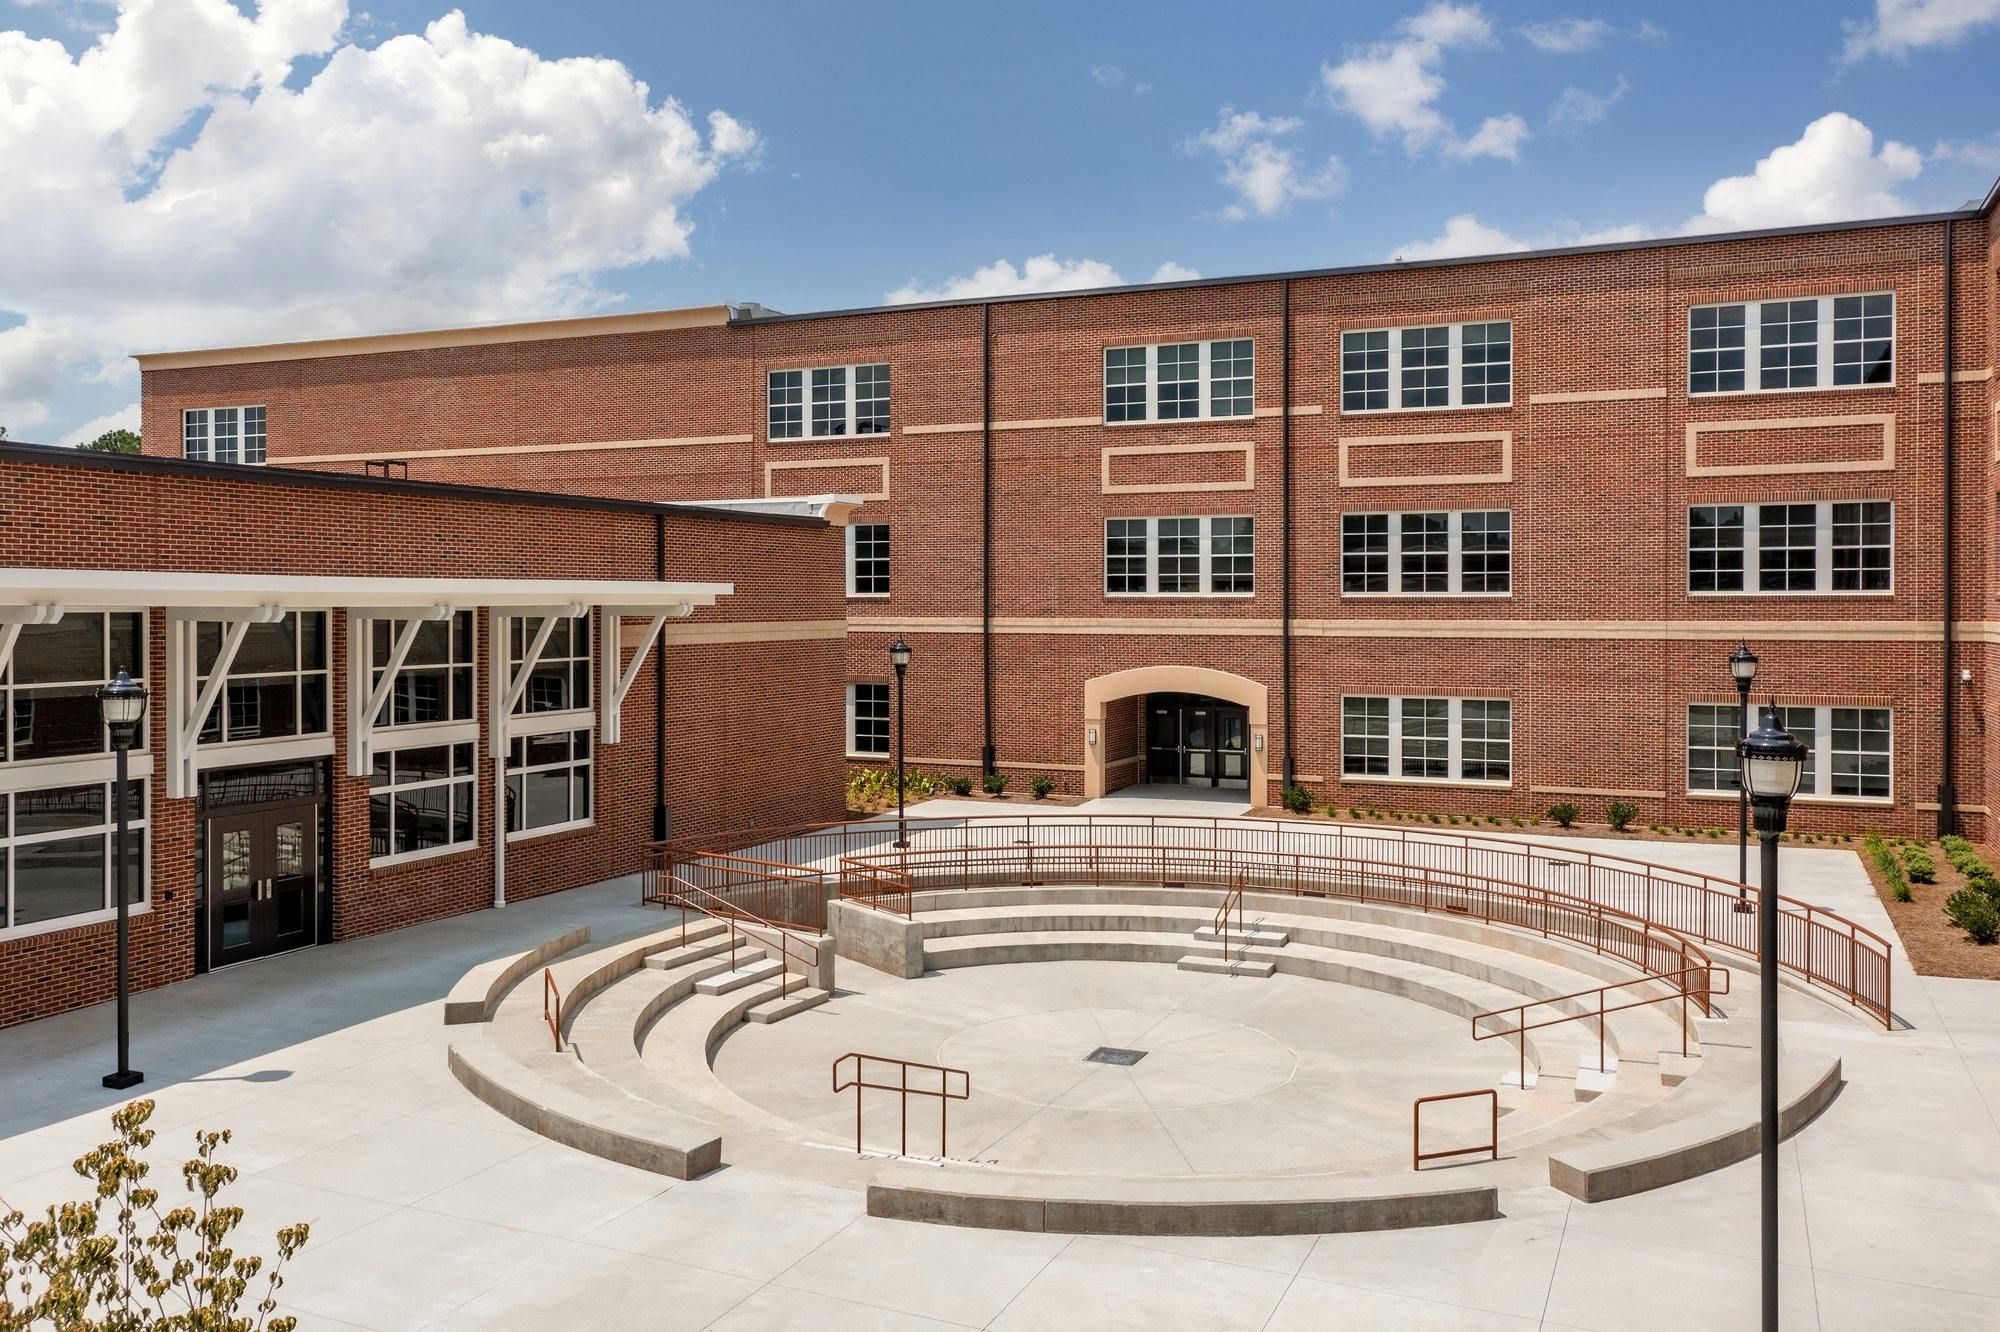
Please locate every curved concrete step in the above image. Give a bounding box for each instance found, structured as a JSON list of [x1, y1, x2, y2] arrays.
[[442, 926, 592, 1025]]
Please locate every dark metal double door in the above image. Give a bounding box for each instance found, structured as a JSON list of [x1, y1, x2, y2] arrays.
[[1146, 696, 1250, 790], [206, 801, 318, 966]]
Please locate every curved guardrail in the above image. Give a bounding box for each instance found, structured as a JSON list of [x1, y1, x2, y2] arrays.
[[649, 813, 1894, 1029]]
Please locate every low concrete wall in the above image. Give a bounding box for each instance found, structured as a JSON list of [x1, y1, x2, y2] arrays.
[[788, 931, 837, 992], [442, 926, 590, 1025], [868, 1178, 1498, 1236], [829, 900, 924, 979]]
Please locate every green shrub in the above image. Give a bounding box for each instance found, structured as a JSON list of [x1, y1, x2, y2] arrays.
[[983, 773, 1010, 796], [1029, 775, 1056, 800], [1547, 803, 1581, 828], [1509, 816, 1526, 827], [1605, 801, 1639, 832], [1280, 784, 1312, 814], [945, 775, 973, 797], [1946, 887, 2000, 943], [1904, 846, 1936, 884], [1866, 835, 1912, 903]]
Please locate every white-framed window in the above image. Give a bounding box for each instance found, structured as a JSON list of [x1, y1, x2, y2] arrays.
[[1687, 293, 1894, 395], [1687, 703, 1890, 802], [1340, 510, 1511, 595], [1103, 516, 1254, 596], [846, 683, 890, 757], [3, 612, 145, 763], [1102, 340, 1255, 423], [182, 407, 267, 464], [0, 780, 146, 938], [197, 613, 328, 745], [768, 364, 891, 439], [507, 616, 591, 716], [1341, 695, 1512, 784], [505, 729, 591, 838], [370, 740, 477, 864], [1687, 501, 1892, 594], [373, 611, 475, 727], [846, 524, 890, 598], [1340, 322, 1511, 412]]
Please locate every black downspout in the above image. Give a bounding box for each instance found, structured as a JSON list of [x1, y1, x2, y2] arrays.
[[653, 510, 670, 842], [980, 302, 997, 776], [1938, 219, 1958, 839], [1280, 280, 1296, 791]]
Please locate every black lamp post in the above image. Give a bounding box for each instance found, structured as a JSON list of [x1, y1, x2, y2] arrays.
[[97, 668, 148, 1092], [890, 639, 912, 849], [1729, 643, 1759, 912], [1737, 704, 1808, 1332]]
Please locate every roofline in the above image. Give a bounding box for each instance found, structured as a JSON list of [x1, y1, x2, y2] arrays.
[[734, 200, 1995, 326], [133, 304, 738, 371], [0, 441, 827, 528]]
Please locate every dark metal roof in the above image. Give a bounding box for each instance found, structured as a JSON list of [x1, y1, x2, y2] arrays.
[[732, 195, 1997, 327], [0, 440, 826, 527]]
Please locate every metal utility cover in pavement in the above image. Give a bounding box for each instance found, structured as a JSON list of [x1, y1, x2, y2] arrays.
[[1086, 1047, 1147, 1066]]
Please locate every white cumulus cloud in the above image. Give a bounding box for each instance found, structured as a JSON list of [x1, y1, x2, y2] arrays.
[[1319, 2, 1526, 161], [0, 1, 758, 439], [1548, 78, 1629, 133], [1149, 262, 1202, 283], [1842, 0, 2000, 61], [1390, 214, 1530, 261], [1685, 113, 1922, 231], [1186, 106, 1346, 219], [885, 255, 1127, 304], [1517, 17, 1613, 52]]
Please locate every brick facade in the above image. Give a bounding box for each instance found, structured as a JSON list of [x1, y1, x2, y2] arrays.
[[0, 449, 846, 1027], [133, 205, 2000, 849]]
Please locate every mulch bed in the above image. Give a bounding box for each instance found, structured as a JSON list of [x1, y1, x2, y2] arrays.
[[1854, 840, 2000, 981]]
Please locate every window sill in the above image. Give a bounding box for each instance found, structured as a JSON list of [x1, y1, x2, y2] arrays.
[[506, 709, 594, 739], [0, 900, 151, 945], [507, 818, 594, 844], [1103, 593, 1257, 601], [372, 720, 479, 745], [371, 839, 479, 869], [0, 751, 156, 794], [1340, 401, 1514, 418], [196, 734, 334, 765], [846, 593, 891, 601], [1686, 790, 1892, 807], [1686, 590, 1895, 599], [1339, 592, 1512, 600], [766, 431, 895, 445], [1688, 381, 1895, 401], [846, 751, 892, 763], [1102, 414, 1257, 428], [1338, 774, 1513, 790]]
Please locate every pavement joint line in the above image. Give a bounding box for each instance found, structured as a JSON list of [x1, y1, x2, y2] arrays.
[[977, 1232, 1076, 1331]]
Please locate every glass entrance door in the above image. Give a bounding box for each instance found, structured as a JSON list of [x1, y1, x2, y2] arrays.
[[1146, 703, 1184, 784], [1215, 710, 1249, 789], [205, 803, 318, 967], [1142, 695, 1252, 789], [1184, 709, 1214, 782]]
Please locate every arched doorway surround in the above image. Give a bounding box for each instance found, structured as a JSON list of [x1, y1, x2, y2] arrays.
[[1082, 666, 1270, 807]]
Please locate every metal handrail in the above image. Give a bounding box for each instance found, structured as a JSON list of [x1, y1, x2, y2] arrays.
[[1213, 873, 1245, 965], [831, 1052, 970, 1158], [839, 860, 916, 917], [542, 967, 563, 1052], [654, 871, 820, 1001], [652, 813, 1892, 1027], [1413, 1088, 1499, 1170], [1470, 965, 1733, 1088]]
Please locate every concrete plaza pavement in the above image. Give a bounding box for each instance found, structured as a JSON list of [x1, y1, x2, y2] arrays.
[[0, 805, 1996, 1329]]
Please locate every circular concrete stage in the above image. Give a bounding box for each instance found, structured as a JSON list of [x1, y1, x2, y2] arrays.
[[709, 960, 1516, 1177]]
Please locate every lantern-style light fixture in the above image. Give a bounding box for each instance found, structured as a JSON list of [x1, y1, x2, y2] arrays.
[[1737, 704, 1809, 825], [1729, 642, 1759, 687], [97, 668, 148, 747], [889, 638, 912, 672]]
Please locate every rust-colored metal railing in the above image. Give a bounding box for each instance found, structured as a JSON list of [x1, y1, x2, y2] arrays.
[[1213, 872, 1245, 966], [831, 1052, 970, 1158], [841, 860, 916, 917], [1470, 965, 1733, 1089], [650, 870, 821, 1001], [647, 814, 1894, 1028], [542, 967, 563, 1053], [1413, 1088, 1499, 1170]]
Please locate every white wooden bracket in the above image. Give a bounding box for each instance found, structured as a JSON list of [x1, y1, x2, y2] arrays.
[[164, 604, 284, 798], [345, 605, 454, 777], [0, 603, 64, 683], [598, 604, 689, 744]]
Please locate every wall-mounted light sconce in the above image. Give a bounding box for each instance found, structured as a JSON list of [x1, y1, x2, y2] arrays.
[[1087, 726, 1099, 747], [1253, 733, 1265, 753]]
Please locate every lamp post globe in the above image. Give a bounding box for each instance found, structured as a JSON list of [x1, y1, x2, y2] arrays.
[[1735, 702, 1806, 1332], [1728, 643, 1760, 912], [96, 667, 149, 1092], [889, 640, 912, 848]]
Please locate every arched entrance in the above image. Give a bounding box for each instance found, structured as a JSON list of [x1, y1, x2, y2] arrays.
[[1083, 666, 1270, 808]]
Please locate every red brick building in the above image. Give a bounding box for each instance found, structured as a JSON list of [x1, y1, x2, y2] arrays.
[[0, 443, 847, 1026], [126, 186, 2000, 854]]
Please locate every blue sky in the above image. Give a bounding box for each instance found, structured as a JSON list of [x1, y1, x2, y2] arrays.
[[3, 0, 1999, 444]]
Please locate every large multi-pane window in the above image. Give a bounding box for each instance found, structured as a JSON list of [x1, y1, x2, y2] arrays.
[[1340, 322, 1511, 412], [3, 613, 144, 762], [1687, 294, 1894, 394], [508, 616, 591, 716], [1102, 516, 1254, 595], [1340, 511, 1511, 595], [373, 612, 475, 727], [1686, 502, 1892, 594], [182, 407, 267, 464], [767, 364, 891, 438], [370, 741, 477, 862], [846, 524, 890, 597], [1688, 704, 1890, 801], [505, 730, 591, 836], [0, 781, 145, 936], [846, 683, 890, 757], [1102, 341, 1255, 422], [197, 613, 328, 744], [1341, 696, 1513, 784]]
